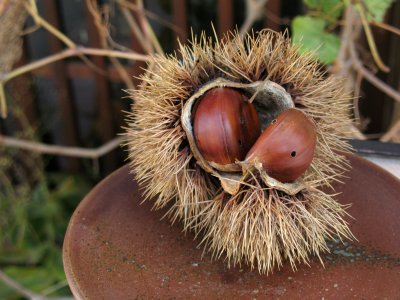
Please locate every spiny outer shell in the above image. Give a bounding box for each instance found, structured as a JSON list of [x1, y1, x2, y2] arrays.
[[125, 29, 354, 274]]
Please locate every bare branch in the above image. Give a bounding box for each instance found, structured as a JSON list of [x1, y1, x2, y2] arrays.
[[380, 119, 400, 142], [353, 70, 363, 125], [24, 1, 75, 48], [333, 6, 366, 140], [115, 0, 181, 34], [371, 21, 400, 37], [86, 0, 135, 90], [133, 0, 164, 55], [350, 42, 400, 103], [24, 0, 111, 79], [2, 47, 151, 84], [0, 84, 6, 118], [0, 269, 41, 300], [240, 0, 269, 37], [1, 0, 156, 118], [348, 123, 367, 140], [354, 3, 389, 72], [264, 8, 290, 26], [119, 3, 153, 53], [0, 135, 126, 159], [40, 280, 69, 297], [334, 6, 356, 76]]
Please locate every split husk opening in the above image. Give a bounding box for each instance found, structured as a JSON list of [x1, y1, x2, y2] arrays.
[[181, 77, 304, 195]]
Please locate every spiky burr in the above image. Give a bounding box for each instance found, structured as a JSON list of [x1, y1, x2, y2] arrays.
[[125, 29, 355, 274]]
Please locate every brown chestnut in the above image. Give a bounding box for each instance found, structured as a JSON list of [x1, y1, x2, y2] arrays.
[[245, 108, 316, 182], [193, 87, 261, 166]]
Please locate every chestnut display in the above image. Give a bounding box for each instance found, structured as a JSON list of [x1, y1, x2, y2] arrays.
[[193, 87, 261, 166], [245, 108, 317, 182]]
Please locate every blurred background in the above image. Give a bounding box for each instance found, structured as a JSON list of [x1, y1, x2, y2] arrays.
[[0, 0, 399, 298]]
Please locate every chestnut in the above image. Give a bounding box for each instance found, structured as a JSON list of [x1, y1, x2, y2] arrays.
[[245, 108, 317, 182], [193, 87, 261, 167]]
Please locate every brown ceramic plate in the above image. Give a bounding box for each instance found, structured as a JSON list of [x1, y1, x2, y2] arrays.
[[63, 154, 400, 299]]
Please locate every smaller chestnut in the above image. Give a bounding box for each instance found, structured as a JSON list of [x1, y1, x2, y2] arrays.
[[193, 87, 261, 167], [245, 108, 317, 182]]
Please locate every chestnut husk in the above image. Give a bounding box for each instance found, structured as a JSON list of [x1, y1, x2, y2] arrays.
[[126, 30, 354, 274]]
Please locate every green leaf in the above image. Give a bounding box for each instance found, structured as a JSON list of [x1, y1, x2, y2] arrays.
[[304, 0, 343, 18], [291, 16, 341, 64], [364, 0, 394, 22]]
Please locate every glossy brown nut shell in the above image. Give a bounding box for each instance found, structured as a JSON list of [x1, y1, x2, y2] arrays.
[[245, 108, 317, 182], [193, 87, 261, 166]]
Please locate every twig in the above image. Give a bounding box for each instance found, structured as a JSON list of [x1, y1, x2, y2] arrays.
[[40, 280, 68, 297], [117, 1, 162, 83], [116, 0, 181, 34], [133, 0, 164, 55], [354, 3, 389, 72], [24, 1, 75, 48], [0, 46, 150, 116], [2, 47, 151, 83], [0, 0, 152, 118], [119, 3, 153, 53], [21, 23, 41, 35], [348, 124, 366, 140], [350, 42, 400, 103], [0, 84, 6, 118], [335, 5, 400, 141], [364, 132, 384, 139], [240, 0, 269, 37], [135, 0, 152, 51], [334, 6, 355, 76], [333, 6, 366, 140], [380, 119, 400, 142], [353, 70, 363, 124], [25, 0, 107, 77], [371, 21, 400, 37], [86, 0, 135, 90], [0, 135, 125, 159], [264, 9, 290, 26], [0, 258, 73, 300], [0, 269, 41, 299]]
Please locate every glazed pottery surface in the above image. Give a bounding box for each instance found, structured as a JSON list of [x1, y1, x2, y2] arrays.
[[63, 154, 400, 299]]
